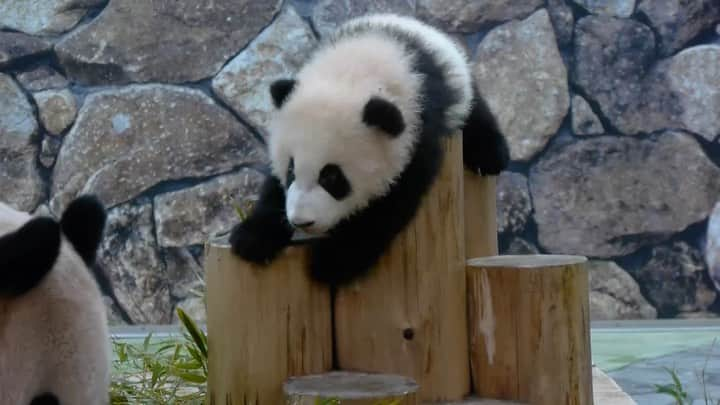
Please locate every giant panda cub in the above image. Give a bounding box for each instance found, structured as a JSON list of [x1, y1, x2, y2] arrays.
[[231, 13, 510, 285], [0, 196, 110, 405]]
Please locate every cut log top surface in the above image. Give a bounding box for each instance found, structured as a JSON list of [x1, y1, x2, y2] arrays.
[[466, 254, 587, 268], [284, 371, 419, 399], [208, 230, 322, 249]]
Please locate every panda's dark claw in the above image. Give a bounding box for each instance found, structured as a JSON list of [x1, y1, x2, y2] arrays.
[[229, 222, 288, 265]]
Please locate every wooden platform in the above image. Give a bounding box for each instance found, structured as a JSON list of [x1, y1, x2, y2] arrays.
[[426, 367, 636, 404], [592, 366, 637, 405]]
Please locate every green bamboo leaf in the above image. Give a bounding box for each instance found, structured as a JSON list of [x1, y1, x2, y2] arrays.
[[177, 307, 208, 358], [174, 372, 207, 384]]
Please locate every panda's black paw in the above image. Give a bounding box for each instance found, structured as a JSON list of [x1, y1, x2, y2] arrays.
[[229, 222, 289, 265], [483, 131, 511, 175], [309, 245, 373, 286]]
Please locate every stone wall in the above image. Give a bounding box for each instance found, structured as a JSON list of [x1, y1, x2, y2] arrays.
[[1, 0, 719, 324]]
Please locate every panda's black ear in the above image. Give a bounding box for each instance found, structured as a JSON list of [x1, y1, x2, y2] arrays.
[[362, 97, 405, 137], [270, 79, 296, 108], [60, 195, 107, 266], [0, 217, 61, 296]]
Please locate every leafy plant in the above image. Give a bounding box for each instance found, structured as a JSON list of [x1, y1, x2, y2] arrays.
[[110, 307, 208, 404], [655, 366, 690, 405], [232, 198, 255, 222], [655, 338, 719, 405]]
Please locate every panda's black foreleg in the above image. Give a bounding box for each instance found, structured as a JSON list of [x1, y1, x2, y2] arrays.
[[461, 88, 510, 175], [230, 175, 294, 265], [309, 233, 390, 286]]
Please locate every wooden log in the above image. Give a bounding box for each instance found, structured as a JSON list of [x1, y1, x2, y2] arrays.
[[464, 173, 498, 258], [284, 371, 419, 404], [204, 237, 332, 405], [466, 255, 592, 405], [334, 134, 471, 402]]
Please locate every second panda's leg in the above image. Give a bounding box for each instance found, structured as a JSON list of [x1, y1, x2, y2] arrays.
[[230, 175, 294, 265], [461, 86, 510, 175]]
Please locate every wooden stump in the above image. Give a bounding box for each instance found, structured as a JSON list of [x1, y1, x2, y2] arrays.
[[204, 237, 332, 405], [466, 255, 592, 405], [464, 173, 498, 258], [334, 135, 471, 402], [284, 371, 419, 404]]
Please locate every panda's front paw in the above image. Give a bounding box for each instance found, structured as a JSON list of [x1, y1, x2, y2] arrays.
[[478, 131, 510, 176], [229, 222, 288, 265]]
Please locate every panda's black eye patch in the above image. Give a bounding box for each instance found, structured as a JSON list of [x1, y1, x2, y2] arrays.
[[286, 158, 295, 188], [319, 164, 351, 200]]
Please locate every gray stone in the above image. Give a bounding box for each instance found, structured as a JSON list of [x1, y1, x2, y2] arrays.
[[165, 248, 207, 324], [15, 66, 68, 92], [33, 89, 77, 135], [547, 0, 575, 46], [154, 168, 264, 248], [50, 84, 266, 213], [573, 0, 636, 17], [0, 32, 51, 68], [473, 9, 569, 161], [0, 73, 43, 211], [503, 238, 540, 255], [0, 0, 104, 35], [530, 132, 720, 258], [0, 73, 37, 144], [98, 199, 172, 324], [664, 45, 720, 142], [39, 135, 62, 168], [706, 202, 720, 292], [164, 248, 204, 300], [55, 0, 282, 85], [496, 171, 532, 234], [417, 0, 543, 33], [588, 261, 657, 320], [571, 94, 604, 135], [637, 242, 717, 317], [212, 7, 317, 133], [573, 16, 720, 140], [173, 296, 206, 325], [637, 0, 720, 56], [676, 311, 718, 319], [313, 0, 416, 38], [572, 16, 661, 135]]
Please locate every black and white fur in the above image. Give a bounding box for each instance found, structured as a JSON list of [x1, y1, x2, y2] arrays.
[[231, 14, 509, 285], [0, 196, 111, 405]]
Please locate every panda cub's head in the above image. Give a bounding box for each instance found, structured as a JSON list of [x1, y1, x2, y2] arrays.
[[266, 33, 423, 235]]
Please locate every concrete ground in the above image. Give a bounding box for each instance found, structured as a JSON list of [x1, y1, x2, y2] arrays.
[[592, 321, 720, 404], [110, 320, 720, 404]]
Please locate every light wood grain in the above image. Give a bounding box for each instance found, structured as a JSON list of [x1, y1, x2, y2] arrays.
[[464, 173, 498, 259], [466, 255, 593, 405], [205, 240, 332, 405], [334, 134, 471, 402], [284, 371, 419, 404]]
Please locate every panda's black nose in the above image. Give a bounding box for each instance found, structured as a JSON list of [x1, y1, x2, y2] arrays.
[[292, 220, 315, 229]]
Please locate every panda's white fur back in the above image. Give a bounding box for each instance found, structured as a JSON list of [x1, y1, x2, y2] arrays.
[[337, 13, 474, 127], [0, 202, 110, 405], [268, 13, 474, 232]]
